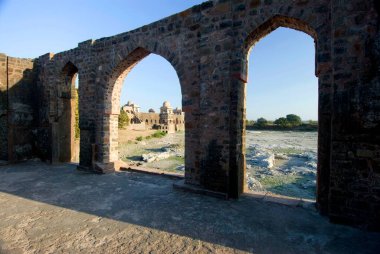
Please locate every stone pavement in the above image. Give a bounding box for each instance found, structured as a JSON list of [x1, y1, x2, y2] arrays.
[[0, 161, 379, 253]]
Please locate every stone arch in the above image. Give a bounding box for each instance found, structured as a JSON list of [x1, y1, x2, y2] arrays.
[[101, 38, 185, 115], [244, 15, 318, 55], [231, 14, 332, 207], [97, 40, 186, 167], [54, 61, 79, 163]]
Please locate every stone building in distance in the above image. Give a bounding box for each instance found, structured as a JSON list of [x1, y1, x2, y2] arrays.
[[122, 101, 184, 133]]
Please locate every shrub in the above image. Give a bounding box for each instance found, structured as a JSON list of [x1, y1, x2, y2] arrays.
[[255, 117, 268, 127], [151, 131, 167, 138], [118, 109, 130, 129], [136, 136, 143, 141]]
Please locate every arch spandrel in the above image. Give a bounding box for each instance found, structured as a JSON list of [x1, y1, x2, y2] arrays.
[[98, 38, 187, 115]]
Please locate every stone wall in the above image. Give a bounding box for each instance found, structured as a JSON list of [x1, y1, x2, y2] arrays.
[[137, 112, 160, 126], [328, 0, 380, 230], [0, 54, 8, 160], [1, 0, 379, 230], [0, 54, 37, 161]]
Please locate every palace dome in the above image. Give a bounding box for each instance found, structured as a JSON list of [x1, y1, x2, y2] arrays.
[[163, 101, 171, 108]]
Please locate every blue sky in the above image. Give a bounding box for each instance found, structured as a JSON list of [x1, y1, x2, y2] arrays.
[[0, 0, 318, 120]]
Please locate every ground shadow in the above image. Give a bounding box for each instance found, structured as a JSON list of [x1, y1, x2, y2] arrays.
[[144, 147, 167, 153], [125, 155, 142, 161], [0, 162, 379, 253]]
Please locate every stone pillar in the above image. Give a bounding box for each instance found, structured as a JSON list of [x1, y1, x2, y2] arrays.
[[77, 69, 97, 170], [329, 0, 380, 230]]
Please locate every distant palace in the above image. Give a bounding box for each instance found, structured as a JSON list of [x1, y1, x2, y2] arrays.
[[122, 101, 185, 133]]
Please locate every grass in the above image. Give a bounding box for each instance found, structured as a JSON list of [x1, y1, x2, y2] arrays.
[[168, 155, 184, 163], [259, 174, 316, 200], [134, 131, 167, 142], [151, 131, 167, 138], [259, 174, 299, 187], [271, 147, 304, 155]]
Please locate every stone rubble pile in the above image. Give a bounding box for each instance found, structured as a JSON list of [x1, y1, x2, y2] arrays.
[[141, 145, 184, 163]]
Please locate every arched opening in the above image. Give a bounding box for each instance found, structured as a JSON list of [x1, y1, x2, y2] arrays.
[[57, 62, 80, 163], [104, 47, 185, 174], [242, 16, 319, 202]]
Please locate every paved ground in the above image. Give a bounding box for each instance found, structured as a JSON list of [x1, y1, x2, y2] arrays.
[[0, 162, 379, 254]]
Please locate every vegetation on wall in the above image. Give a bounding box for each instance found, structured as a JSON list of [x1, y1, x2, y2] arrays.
[[74, 89, 80, 139]]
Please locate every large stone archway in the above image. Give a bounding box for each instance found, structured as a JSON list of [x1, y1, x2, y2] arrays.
[[1, 0, 379, 230], [231, 14, 331, 210]]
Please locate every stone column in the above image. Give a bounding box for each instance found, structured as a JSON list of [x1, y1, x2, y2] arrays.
[[329, 0, 380, 230]]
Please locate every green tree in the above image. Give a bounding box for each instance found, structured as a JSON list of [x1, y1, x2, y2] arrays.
[[118, 109, 130, 129], [286, 114, 302, 127], [256, 117, 268, 127], [246, 120, 255, 126], [274, 117, 290, 128]]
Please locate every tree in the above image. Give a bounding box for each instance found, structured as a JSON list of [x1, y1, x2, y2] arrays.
[[274, 117, 290, 128], [308, 120, 318, 126], [256, 117, 268, 127], [286, 114, 302, 127], [246, 120, 255, 127], [118, 109, 130, 129]]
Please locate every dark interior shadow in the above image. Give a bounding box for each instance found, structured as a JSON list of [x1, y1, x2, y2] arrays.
[[0, 162, 379, 253]]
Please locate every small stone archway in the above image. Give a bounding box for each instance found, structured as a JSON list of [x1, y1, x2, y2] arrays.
[[54, 61, 79, 163], [96, 43, 188, 172]]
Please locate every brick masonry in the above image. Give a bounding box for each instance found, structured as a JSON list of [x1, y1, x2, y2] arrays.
[[0, 0, 379, 230], [0, 54, 37, 162]]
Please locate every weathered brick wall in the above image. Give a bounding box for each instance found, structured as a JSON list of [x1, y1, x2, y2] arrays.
[[328, 0, 380, 230], [0, 54, 8, 160], [2, 0, 379, 230], [0, 54, 37, 161]]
